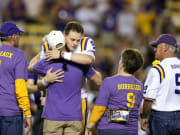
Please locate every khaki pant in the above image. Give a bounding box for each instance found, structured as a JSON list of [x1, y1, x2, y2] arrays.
[[43, 119, 82, 135]]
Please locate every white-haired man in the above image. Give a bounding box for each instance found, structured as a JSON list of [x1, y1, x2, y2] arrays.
[[141, 34, 180, 135]]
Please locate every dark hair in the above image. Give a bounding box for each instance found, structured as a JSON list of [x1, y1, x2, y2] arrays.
[[64, 21, 84, 35], [121, 48, 144, 74]]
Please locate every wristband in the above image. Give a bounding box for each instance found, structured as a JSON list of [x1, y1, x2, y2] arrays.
[[63, 52, 72, 61], [25, 115, 32, 118], [42, 78, 48, 86]]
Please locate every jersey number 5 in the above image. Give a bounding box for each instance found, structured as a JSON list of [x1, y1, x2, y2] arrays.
[[127, 92, 135, 108]]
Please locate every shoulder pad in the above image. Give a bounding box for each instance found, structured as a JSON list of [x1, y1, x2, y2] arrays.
[[80, 37, 96, 52]]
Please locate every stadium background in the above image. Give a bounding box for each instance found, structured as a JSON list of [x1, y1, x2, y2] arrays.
[[0, 0, 180, 89]]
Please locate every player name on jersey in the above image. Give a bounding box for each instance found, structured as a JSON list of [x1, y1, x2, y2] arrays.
[[171, 64, 180, 69], [118, 83, 141, 91], [0, 51, 13, 58]]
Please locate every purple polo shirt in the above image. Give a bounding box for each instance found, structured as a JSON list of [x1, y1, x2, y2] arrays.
[[33, 59, 95, 121], [0, 45, 28, 116], [96, 75, 143, 133]]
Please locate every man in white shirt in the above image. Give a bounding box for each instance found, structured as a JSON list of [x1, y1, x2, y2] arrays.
[[141, 34, 180, 135]]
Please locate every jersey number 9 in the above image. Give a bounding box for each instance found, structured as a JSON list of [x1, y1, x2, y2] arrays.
[[127, 92, 135, 108]]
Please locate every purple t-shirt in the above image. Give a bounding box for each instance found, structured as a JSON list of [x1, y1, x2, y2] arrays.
[[0, 45, 28, 116], [33, 59, 95, 121], [96, 75, 143, 133]]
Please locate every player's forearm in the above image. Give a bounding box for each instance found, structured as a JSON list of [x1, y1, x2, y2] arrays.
[[71, 53, 94, 65], [37, 79, 48, 90], [28, 53, 40, 73], [141, 99, 153, 118], [27, 84, 39, 93], [86, 105, 106, 132], [88, 105, 106, 125], [90, 71, 102, 86]]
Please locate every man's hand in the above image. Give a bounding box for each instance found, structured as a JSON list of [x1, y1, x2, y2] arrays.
[[141, 118, 149, 131], [85, 122, 95, 135], [24, 117, 32, 135], [45, 49, 60, 61], [40, 97, 46, 106], [44, 67, 64, 83], [85, 128, 93, 135]]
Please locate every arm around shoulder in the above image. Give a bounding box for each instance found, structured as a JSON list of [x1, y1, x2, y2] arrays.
[[71, 53, 94, 65]]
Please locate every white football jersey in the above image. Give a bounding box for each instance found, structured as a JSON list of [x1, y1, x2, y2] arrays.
[[40, 36, 96, 60], [144, 57, 180, 111], [77, 37, 96, 98], [74, 36, 96, 60]]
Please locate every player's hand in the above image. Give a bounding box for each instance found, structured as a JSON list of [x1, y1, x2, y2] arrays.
[[40, 97, 46, 106], [24, 117, 32, 135], [45, 67, 64, 83], [141, 118, 149, 131], [45, 49, 60, 61], [85, 128, 93, 135], [85, 123, 95, 135]]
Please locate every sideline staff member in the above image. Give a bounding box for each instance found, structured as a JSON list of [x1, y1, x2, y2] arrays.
[[0, 22, 32, 135]]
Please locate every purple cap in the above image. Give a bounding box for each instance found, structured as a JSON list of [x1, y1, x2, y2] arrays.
[[150, 34, 178, 48], [0, 21, 24, 37]]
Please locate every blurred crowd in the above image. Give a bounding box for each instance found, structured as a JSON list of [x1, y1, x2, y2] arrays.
[[0, 0, 180, 134], [0, 0, 179, 79]]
